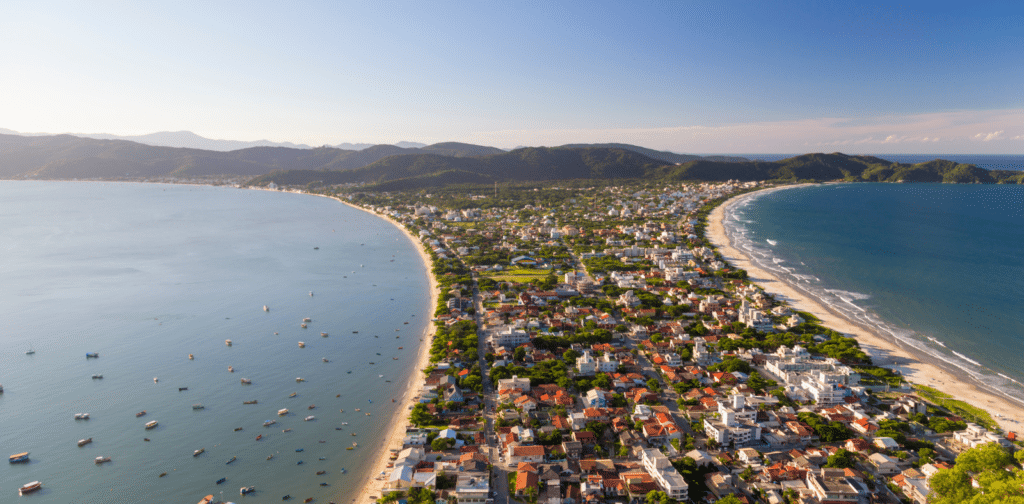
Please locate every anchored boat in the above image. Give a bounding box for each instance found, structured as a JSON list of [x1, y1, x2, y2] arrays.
[[9, 452, 30, 463]]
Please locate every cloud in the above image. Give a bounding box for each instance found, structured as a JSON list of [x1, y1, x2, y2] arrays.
[[973, 131, 1004, 142]]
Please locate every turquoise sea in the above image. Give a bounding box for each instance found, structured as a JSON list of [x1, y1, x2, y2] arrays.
[[723, 183, 1024, 406], [0, 182, 432, 503]]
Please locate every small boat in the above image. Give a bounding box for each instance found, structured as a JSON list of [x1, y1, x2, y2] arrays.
[[346, 447, 353, 450], [194, 448, 205, 457], [308, 404, 315, 410], [354, 408, 360, 412], [296, 448, 304, 452], [9, 452, 30, 463], [144, 438, 150, 442], [392, 357, 398, 360], [283, 495, 291, 500], [154, 377, 158, 383], [0, 384, 3, 393], [300, 324, 307, 329], [304, 416, 315, 421], [320, 332, 328, 337], [403, 321, 409, 325], [228, 366, 234, 372], [189, 354, 194, 360], [136, 411, 146, 417], [378, 375, 383, 378], [243, 400, 258, 405], [303, 318, 311, 323], [226, 456, 237, 464], [264, 305, 269, 312], [95, 456, 111, 464], [78, 438, 93, 447], [241, 378, 252, 384], [398, 347, 403, 349], [193, 404, 205, 410], [289, 392, 297, 398], [225, 339, 232, 346], [267, 455, 274, 460], [86, 352, 99, 358], [240, 486, 255, 495], [346, 371, 351, 374], [340, 468, 346, 473], [199, 495, 214, 504], [26, 346, 35, 355], [316, 470, 326, 475], [278, 408, 289, 416], [305, 498, 314, 503], [369, 362, 374, 365], [352, 442, 358, 447], [352, 331, 357, 334], [283, 428, 292, 432], [92, 374, 103, 379], [179, 387, 188, 391], [145, 420, 159, 429], [296, 377, 305, 383], [322, 358, 329, 363], [340, 422, 348, 425], [263, 420, 276, 427], [297, 460, 303, 465], [75, 413, 90, 420], [19, 481, 42, 494], [216, 477, 226, 485], [298, 342, 305, 348], [159, 472, 166, 477], [234, 427, 244, 431]]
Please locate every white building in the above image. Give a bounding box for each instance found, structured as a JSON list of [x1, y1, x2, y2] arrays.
[[576, 350, 597, 376], [491, 326, 530, 348], [641, 448, 688, 501], [704, 395, 762, 446], [497, 375, 531, 393]]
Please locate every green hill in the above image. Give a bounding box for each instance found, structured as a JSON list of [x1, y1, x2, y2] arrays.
[[559, 143, 748, 164]]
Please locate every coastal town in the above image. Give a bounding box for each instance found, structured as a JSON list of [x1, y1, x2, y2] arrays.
[[258, 180, 1024, 504]]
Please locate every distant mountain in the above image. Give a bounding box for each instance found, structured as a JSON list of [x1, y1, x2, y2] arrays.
[[559, 143, 748, 164], [395, 141, 427, 149]]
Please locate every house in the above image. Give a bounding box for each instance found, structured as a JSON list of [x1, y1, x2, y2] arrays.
[[508, 444, 546, 464], [868, 453, 899, 475], [444, 385, 464, 403], [454, 472, 490, 504], [805, 468, 868, 504]]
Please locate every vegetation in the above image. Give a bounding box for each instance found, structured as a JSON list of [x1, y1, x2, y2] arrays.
[[915, 385, 998, 430], [929, 443, 1024, 504]]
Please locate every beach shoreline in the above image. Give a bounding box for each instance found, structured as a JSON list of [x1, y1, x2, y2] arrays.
[[326, 197, 439, 504], [708, 184, 1023, 433]]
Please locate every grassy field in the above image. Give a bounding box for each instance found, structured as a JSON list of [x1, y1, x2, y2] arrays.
[[481, 268, 553, 282], [914, 385, 998, 431]]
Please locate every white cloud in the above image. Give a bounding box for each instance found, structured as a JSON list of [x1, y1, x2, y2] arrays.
[[973, 130, 1004, 141]]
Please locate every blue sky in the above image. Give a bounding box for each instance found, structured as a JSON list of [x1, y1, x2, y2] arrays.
[[1, 0, 1021, 153]]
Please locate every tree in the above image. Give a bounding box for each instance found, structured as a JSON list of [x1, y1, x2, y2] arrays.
[[929, 443, 1024, 504], [716, 495, 742, 504], [825, 449, 856, 469], [431, 436, 455, 451], [410, 403, 435, 426], [513, 346, 526, 362]]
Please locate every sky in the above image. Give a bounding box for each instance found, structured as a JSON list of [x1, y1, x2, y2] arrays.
[[1, 0, 1022, 154]]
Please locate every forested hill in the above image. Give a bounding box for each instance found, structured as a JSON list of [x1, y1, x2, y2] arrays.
[[559, 143, 748, 164]]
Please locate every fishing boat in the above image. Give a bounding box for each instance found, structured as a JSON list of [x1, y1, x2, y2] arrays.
[[307, 404, 315, 410], [86, 352, 99, 358], [228, 366, 234, 372], [189, 353, 194, 360], [398, 346, 403, 349], [352, 442, 358, 447], [340, 468, 346, 473], [278, 408, 289, 416], [300, 323, 307, 329], [75, 413, 90, 420], [154, 377, 158, 383], [145, 420, 158, 429], [199, 495, 214, 504], [0, 384, 3, 393], [216, 477, 226, 485], [95, 456, 111, 464], [295, 377, 305, 383], [283, 428, 292, 432], [78, 438, 93, 447], [295, 448, 303, 452], [303, 317, 311, 322], [320, 332, 328, 337], [263, 305, 269, 312], [136, 410, 146, 417], [9, 452, 30, 463], [19, 481, 42, 495], [298, 342, 305, 348], [225, 339, 232, 346], [305, 498, 314, 503], [256, 434, 262, 441], [289, 392, 297, 397], [304, 415, 315, 421], [192, 404, 205, 410], [194, 448, 205, 457], [352, 331, 357, 334], [179, 387, 189, 391], [234, 427, 244, 431], [240, 486, 255, 495], [322, 358, 329, 363], [263, 420, 276, 427], [26, 345, 35, 355], [316, 470, 326, 475], [243, 400, 258, 405], [241, 378, 252, 384], [92, 374, 103, 379], [354, 408, 360, 412], [267, 454, 274, 460], [226, 456, 237, 464]]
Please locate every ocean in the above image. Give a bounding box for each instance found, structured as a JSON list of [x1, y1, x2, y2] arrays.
[[0, 181, 432, 503], [737, 153, 1024, 172], [722, 182, 1024, 405]]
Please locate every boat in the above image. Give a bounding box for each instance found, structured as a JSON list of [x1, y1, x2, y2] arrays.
[[320, 332, 328, 337], [322, 358, 329, 363], [278, 408, 289, 416], [263, 305, 269, 312], [194, 448, 205, 457], [256, 434, 262, 441], [263, 420, 276, 427], [216, 477, 226, 485], [352, 331, 357, 334], [267, 455, 274, 460], [398, 346, 403, 349], [240, 486, 255, 495], [300, 323, 307, 329], [144, 438, 150, 441], [193, 404, 205, 410], [295, 377, 305, 383], [199, 494, 214, 504], [9, 452, 30, 463], [340, 468, 346, 473], [228, 366, 234, 372], [145, 420, 158, 429], [393, 357, 398, 360], [136, 410, 146, 417], [78, 438, 93, 447], [234, 427, 243, 431], [304, 416, 315, 421], [283, 428, 291, 432], [295, 448, 303, 452], [26, 345, 35, 355], [0, 384, 3, 393], [19, 481, 42, 495], [86, 352, 99, 358], [189, 354, 193, 360], [316, 470, 326, 475], [289, 392, 297, 397], [179, 387, 188, 391], [297, 460, 303, 465], [354, 408, 360, 412], [305, 498, 314, 503], [226, 456, 237, 464], [308, 404, 315, 410], [340, 422, 348, 425], [346, 370, 351, 374], [159, 472, 166, 477], [298, 342, 305, 348], [75, 413, 90, 420], [283, 495, 291, 500], [95, 456, 111, 464], [92, 374, 103, 379], [154, 377, 158, 383], [241, 378, 252, 384], [243, 400, 258, 405], [303, 317, 311, 323], [352, 442, 358, 447], [346, 447, 353, 450], [225, 339, 232, 346]]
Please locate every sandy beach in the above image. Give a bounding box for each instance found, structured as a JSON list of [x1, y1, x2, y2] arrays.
[[329, 198, 439, 503], [708, 185, 1024, 433]]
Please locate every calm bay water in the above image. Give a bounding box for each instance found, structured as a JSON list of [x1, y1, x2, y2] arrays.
[[724, 183, 1024, 404], [0, 182, 431, 503]]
